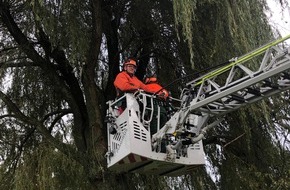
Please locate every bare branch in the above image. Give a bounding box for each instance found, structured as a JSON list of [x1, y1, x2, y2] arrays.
[[0, 114, 16, 119], [48, 112, 69, 132], [0, 3, 46, 65], [41, 109, 72, 123], [223, 132, 246, 149], [0, 61, 38, 68], [0, 45, 18, 54]]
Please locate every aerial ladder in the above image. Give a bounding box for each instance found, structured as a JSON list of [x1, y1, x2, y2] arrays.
[[105, 34, 290, 176]]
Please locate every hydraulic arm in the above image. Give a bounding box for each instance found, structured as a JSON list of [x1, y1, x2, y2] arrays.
[[153, 34, 290, 145]]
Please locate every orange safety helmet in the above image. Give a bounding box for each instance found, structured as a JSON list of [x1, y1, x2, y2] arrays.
[[144, 77, 157, 84], [123, 59, 137, 67]]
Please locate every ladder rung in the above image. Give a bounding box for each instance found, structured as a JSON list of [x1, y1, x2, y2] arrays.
[[262, 79, 279, 89], [281, 72, 290, 80], [245, 87, 261, 96], [231, 94, 245, 102], [207, 104, 218, 109]]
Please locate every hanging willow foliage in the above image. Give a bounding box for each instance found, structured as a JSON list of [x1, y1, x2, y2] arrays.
[[29, 0, 91, 64], [172, 0, 274, 70], [173, 0, 197, 68], [13, 143, 90, 190], [172, 0, 290, 189]]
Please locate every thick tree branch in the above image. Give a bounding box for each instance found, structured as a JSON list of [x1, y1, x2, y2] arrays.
[[0, 2, 45, 65], [0, 90, 84, 163], [41, 109, 72, 123], [0, 91, 31, 124], [0, 45, 18, 53], [0, 2, 88, 152], [48, 111, 72, 132], [50, 47, 88, 114], [0, 114, 16, 119]]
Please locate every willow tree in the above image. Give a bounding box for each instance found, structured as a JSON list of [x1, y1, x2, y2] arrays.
[[0, 0, 107, 189], [0, 0, 289, 190], [0, 0, 179, 189], [173, 0, 290, 189]]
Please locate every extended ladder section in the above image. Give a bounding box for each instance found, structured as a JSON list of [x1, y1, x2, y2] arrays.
[[182, 35, 290, 119]]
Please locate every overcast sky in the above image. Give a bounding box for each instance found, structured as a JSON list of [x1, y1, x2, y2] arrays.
[[266, 0, 290, 37]]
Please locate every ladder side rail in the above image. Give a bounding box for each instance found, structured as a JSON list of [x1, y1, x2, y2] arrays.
[[197, 84, 290, 117], [193, 54, 264, 101], [186, 35, 290, 88], [194, 46, 289, 101], [211, 50, 273, 93], [189, 58, 290, 114], [176, 50, 290, 125]]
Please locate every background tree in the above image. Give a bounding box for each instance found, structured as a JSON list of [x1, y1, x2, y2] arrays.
[[0, 0, 289, 189]]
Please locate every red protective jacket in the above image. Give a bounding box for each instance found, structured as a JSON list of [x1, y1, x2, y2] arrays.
[[114, 71, 148, 96], [145, 83, 169, 99]]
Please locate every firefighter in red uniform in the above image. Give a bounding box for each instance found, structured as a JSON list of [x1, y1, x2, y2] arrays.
[[114, 58, 149, 96], [114, 59, 169, 138], [144, 77, 169, 100], [113, 58, 150, 118]]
